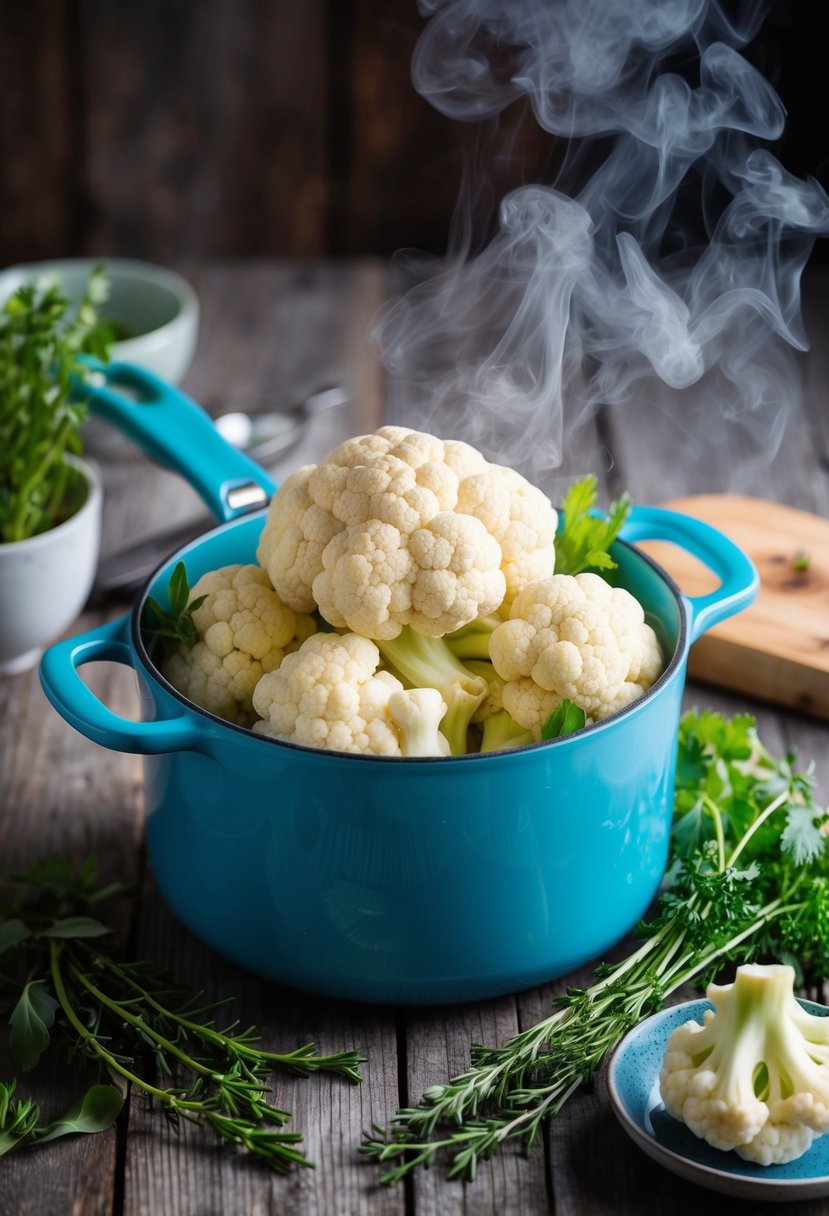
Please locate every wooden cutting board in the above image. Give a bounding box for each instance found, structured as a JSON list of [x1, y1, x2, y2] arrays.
[[638, 495, 829, 720]]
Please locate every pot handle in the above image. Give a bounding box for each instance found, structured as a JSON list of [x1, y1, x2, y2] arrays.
[[619, 505, 758, 644], [77, 361, 276, 523], [40, 616, 204, 755]]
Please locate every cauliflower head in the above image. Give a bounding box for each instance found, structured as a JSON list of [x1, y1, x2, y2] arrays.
[[162, 564, 316, 726], [660, 964, 829, 1165], [252, 631, 449, 756], [488, 573, 663, 739], [256, 426, 557, 639]]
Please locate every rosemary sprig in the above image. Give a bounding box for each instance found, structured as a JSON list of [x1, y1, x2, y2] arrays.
[[0, 857, 364, 1169], [362, 711, 829, 1182]]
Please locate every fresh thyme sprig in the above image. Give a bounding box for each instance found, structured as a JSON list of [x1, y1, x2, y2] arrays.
[[0, 856, 364, 1169], [362, 711, 829, 1183]]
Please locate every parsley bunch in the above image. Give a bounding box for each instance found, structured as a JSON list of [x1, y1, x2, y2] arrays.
[[363, 711, 829, 1183], [0, 268, 111, 544], [554, 474, 632, 576], [0, 858, 364, 1170]]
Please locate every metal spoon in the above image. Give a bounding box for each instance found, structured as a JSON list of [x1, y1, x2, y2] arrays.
[[91, 385, 348, 602]]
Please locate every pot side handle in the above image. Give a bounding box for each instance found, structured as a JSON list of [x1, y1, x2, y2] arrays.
[[40, 616, 203, 755], [76, 361, 276, 523], [619, 505, 759, 644]]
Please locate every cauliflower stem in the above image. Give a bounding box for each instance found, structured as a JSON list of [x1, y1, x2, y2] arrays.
[[376, 627, 487, 756], [444, 616, 501, 661], [480, 709, 534, 754]]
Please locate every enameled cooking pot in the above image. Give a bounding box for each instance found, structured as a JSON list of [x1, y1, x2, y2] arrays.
[[40, 364, 758, 1004]]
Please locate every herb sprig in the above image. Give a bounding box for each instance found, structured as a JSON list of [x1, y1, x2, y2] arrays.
[[554, 474, 632, 576], [142, 562, 206, 655], [0, 857, 364, 1169], [362, 711, 828, 1183], [0, 268, 111, 544]]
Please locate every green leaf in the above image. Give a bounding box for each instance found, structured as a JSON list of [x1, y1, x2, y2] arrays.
[[781, 804, 825, 865], [9, 982, 58, 1071], [0, 1080, 40, 1157], [142, 564, 203, 656], [0, 920, 30, 956], [554, 476, 632, 577], [541, 700, 586, 740], [42, 916, 111, 939], [168, 562, 190, 616], [34, 1085, 123, 1144]]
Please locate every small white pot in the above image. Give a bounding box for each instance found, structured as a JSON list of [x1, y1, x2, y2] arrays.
[[0, 458, 103, 675]]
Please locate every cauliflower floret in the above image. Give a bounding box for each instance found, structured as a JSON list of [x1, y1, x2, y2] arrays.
[[161, 564, 316, 726], [253, 633, 403, 754], [252, 632, 448, 757], [256, 426, 557, 638], [488, 573, 663, 739], [388, 688, 451, 757], [660, 964, 829, 1166]]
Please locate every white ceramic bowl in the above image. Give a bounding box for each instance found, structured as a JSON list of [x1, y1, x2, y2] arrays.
[[0, 457, 103, 675], [0, 258, 199, 385]]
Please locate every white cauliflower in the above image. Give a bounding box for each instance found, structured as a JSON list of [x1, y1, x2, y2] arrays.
[[256, 426, 557, 639], [252, 632, 449, 757], [660, 964, 829, 1165], [488, 573, 663, 739], [162, 564, 316, 726], [388, 688, 451, 757]]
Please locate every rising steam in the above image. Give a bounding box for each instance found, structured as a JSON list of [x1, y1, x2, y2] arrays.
[[375, 0, 829, 479]]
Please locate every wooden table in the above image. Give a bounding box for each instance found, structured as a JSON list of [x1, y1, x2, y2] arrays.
[[1, 260, 827, 1216]]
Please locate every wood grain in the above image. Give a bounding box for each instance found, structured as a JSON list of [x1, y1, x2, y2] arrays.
[[80, 0, 329, 259], [640, 495, 829, 719], [0, 0, 75, 262]]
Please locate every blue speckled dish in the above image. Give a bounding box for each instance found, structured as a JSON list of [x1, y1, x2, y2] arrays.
[[608, 997, 829, 1202]]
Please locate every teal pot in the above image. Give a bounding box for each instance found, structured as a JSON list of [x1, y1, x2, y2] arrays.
[[40, 364, 758, 1004]]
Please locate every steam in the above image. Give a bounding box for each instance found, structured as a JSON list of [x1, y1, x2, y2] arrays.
[[376, 0, 829, 479]]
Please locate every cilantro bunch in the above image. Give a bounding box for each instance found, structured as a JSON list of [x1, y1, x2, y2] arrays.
[[0, 268, 111, 544], [363, 711, 829, 1182]]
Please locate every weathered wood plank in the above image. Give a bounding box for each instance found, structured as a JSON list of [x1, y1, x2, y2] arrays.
[[0, 0, 75, 265], [401, 996, 551, 1216], [121, 878, 405, 1216], [0, 616, 143, 1216], [80, 0, 329, 258]]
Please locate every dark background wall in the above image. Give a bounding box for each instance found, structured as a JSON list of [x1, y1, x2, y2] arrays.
[[1, 0, 826, 266]]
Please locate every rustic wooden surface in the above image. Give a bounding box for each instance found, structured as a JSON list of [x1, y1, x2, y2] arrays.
[[2, 1, 827, 266], [0, 259, 827, 1215], [640, 495, 829, 719]]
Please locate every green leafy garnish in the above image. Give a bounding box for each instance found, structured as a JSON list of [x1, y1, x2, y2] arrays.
[[9, 981, 58, 1071], [541, 700, 586, 739], [142, 561, 207, 654], [0, 856, 364, 1168], [0, 1079, 122, 1157], [362, 710, 829, 1184], [0, 267, 111, 543], [554, 474, 632, 576], [792, 551, 811, 573]]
